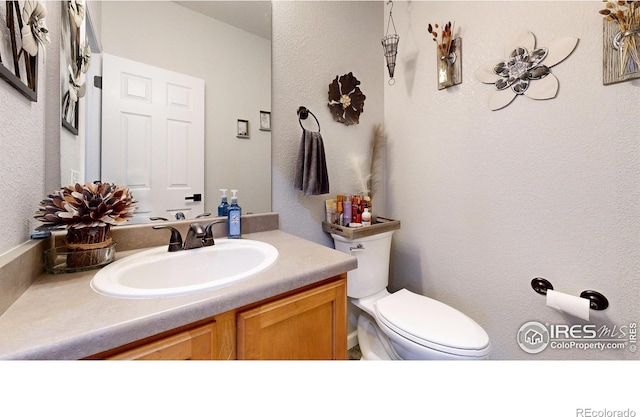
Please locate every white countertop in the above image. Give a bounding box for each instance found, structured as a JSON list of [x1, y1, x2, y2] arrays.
[[0, 230, 356, 359]]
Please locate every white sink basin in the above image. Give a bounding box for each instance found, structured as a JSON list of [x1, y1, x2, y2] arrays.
[[91, 239, 278, 298]]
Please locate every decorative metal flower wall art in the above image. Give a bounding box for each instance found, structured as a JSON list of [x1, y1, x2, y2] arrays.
[[328, 72, 366, 125], [0, 0, 42, 100], [475, 32, 578, 111], [61, 0, 90, 135]]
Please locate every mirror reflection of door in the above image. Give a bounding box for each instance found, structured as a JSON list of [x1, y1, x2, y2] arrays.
[[101, 53, 205, 222]]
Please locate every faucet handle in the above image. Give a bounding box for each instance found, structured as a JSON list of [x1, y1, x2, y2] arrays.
[[153, 225, 183, 252], [203, 219, 227, 246]]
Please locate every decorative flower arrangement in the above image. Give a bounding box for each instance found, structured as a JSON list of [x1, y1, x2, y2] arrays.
[[327, 72, 366, 126], [600, 1, 640, 33], [35, 182, 137, 231], [599, 1, 640, 76], [36, 182, 137, 271], [427, 21, 455, 59]]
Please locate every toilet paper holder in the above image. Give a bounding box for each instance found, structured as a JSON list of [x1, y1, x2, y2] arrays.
[[531, 277, 609, 311]]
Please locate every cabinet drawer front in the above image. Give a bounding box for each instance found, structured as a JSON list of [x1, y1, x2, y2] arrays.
[[107, 322, 217, 360]]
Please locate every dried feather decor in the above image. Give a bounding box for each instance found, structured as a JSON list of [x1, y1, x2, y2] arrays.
[[350, 155, 371, 197], [349, 124, 387, 200]]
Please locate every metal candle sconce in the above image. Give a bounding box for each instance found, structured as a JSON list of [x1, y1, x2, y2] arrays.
[[531, 277, 609, 311], [382, 1, 399, 85]]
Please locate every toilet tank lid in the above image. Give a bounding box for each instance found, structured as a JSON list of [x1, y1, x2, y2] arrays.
[[375, 289, 490, 351]]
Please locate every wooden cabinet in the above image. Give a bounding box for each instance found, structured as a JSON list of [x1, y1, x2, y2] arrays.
[[89, 275, 346, 360], [237, 277, 347, 360]]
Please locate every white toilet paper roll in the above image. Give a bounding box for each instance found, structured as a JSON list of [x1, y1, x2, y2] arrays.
[[546, 289, 590, 321]]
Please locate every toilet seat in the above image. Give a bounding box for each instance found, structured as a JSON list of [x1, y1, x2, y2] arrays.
[[374, 289, 491, 358]]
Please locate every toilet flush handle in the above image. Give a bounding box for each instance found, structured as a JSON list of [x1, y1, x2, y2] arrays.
[[350, 243, 365, 252]]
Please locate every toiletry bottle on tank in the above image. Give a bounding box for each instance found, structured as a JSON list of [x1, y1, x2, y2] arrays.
[[362, 207, 371, 226], [342, 197, 352, 226], [227, 190, 242, 238]]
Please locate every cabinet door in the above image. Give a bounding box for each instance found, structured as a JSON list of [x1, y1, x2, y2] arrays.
[[237, 277, 347, 360]]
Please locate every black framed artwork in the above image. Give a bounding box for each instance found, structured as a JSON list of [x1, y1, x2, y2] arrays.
[[0, 1, 39, 102]]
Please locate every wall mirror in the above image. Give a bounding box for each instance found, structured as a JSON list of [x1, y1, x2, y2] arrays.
[[59, 1, 272, 223]]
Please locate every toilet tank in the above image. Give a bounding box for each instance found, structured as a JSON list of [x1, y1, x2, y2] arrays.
[[331, 231, 395, 298]]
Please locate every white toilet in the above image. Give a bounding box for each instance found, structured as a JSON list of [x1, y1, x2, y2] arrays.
[[332, 230, 491, 360]]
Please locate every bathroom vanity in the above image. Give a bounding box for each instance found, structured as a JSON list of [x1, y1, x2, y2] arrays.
[[0, 215, 356, 360], [89, 276, 346, 360]]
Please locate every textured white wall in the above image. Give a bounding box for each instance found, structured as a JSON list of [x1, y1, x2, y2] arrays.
[[272, 1, 384, 246], [0, 89, 43, 255], [383, 1, 640, 359], [0, 1, 59, 255]]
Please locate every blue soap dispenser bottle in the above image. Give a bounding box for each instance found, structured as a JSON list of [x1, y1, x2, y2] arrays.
[[227, 190, 242, 238], [218, 189, 229, 217]]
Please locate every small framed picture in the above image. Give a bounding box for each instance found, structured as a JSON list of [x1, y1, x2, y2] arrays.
[[259, 111, 271, 131], [237, 119, 249, 138]]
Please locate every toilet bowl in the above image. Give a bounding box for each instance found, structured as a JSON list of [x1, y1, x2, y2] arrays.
[[332, 230, 491, 360]]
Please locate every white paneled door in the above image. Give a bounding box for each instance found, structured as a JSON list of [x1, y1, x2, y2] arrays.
[[102, 53, 205, 221]]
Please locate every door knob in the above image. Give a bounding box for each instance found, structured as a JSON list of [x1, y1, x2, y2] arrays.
[[185, 193, 202, 202]]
